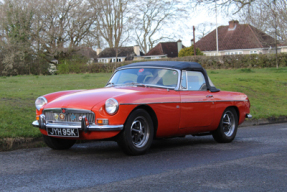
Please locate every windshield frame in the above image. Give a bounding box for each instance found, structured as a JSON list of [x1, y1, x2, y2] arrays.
[[106, 66, 182, 90]]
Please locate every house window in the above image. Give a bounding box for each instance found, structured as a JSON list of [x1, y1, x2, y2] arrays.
[[226, 51, 243, 55], [117, 58, 122, 62], [112, 58, 116, 62], [250, 50, 258, 54]]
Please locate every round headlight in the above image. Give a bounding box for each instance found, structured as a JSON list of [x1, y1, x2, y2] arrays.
[[105, 98, 119, 115], [35, 97, 47, 110]]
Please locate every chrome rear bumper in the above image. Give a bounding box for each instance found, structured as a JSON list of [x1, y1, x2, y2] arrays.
[[32, 114, 123, 132], [246, 114, 252, 119]]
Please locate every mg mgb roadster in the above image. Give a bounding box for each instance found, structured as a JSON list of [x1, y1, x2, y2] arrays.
[[32, 61, 252, 155]]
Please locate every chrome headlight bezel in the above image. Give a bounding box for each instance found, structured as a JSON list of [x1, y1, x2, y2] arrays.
[[105, 98, 119, 115], [35, 97, 48, 111]]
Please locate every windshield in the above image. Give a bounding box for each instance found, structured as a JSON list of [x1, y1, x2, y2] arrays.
[[107, 68, 179, 88]]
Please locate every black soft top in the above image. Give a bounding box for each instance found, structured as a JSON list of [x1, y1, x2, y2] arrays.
[[116, 61, 220, 92], [118, 61, 203, 71]]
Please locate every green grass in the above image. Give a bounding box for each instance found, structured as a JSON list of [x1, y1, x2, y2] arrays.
[[207, 67, 287, 120], [0, 67, 286, 138], [0, 73, 111, 138]]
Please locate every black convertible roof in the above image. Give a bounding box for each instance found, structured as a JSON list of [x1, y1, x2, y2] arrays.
[[118, 61, 203, 71]]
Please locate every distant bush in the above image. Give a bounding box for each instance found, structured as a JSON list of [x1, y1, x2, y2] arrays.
[[178, 45, 204, 57], [1, 53, 287, 76]]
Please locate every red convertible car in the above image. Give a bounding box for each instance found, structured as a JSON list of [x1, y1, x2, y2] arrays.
[[32, 61, 252, 155]]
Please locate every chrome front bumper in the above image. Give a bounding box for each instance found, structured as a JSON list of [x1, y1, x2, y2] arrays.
[[246, 114, 252, 119], [32, 114, 123, 132]]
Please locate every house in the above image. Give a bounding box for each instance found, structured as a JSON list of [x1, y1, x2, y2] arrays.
[[77, 47, 97, 64], [97, 45, 143, 63], [141, 40, 184, 59], [195, 20, 286, 56]]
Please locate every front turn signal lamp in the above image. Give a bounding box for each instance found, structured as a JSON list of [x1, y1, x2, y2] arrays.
[[97, 119, 109, 125]]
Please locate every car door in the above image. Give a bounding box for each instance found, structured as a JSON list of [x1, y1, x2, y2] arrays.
[[179, 70, 215, 133]]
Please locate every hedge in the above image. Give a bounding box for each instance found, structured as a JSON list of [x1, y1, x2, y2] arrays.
[[56, 53, 287, 74], [1, 53, 287, 75]]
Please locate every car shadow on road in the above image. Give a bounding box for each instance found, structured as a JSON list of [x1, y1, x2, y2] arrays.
[[44, 135, 219, 158]]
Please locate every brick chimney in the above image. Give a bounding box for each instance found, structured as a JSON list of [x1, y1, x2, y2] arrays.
[[96, 48, 102, 55], [133, 45, 140, 56], [228, 20, 239, 31]]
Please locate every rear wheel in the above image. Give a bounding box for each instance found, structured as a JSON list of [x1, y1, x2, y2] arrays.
[[212, 108, 238, 143], [43, 135, 76, 150], [117, 109, 154, 155]]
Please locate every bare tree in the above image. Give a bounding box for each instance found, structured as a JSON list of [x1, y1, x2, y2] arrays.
[[0, 0, 35, 75], [90, 0, 132, 49], [239, 0, 287, 42], [132, 0, 187, 54], [196, 22, 216, 40], [195, 0, 256, 13], [237, 0, 287, 68], [35, 0, 96, 60]]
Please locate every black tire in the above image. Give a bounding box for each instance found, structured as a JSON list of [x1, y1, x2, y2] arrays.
[[117, 109, 154, 155], [212, 108, 238, 143], [43, 135, 76, 150]]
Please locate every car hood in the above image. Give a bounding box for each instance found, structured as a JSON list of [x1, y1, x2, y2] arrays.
[[43, 87, 137, 110]]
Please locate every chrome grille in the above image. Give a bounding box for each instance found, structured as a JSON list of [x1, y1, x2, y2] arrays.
[[44, 109, 95, 124]]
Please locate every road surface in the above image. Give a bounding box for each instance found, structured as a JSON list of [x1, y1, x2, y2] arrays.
[[1, 123, 287, 192]]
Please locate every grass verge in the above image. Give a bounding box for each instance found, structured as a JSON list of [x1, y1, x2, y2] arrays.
[[0, 67, 286, 138]]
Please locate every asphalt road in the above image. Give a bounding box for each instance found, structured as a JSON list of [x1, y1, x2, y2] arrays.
[[1, 123, 287, 192]]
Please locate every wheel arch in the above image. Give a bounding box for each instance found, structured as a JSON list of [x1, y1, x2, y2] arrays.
[[226, 106, 240, 122], [125, 105, 158, 138]]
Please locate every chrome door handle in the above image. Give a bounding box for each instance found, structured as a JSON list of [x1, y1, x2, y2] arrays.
[[206, 95, 213, 98]]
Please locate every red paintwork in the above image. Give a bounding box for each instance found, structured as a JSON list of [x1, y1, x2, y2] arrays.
[[37, 86, 250, 140]]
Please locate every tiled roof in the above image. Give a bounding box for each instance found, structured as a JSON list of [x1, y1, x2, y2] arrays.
[[77, 47, 97, 59], [98, 46, 143, 58], [145, 42, 184, 57], [195, 21, 276, 51]]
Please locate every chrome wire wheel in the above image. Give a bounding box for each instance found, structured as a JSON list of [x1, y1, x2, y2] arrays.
[[130, 116, 150, 148], [222, 111, 236, 137]]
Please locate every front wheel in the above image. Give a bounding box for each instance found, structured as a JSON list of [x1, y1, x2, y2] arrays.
[[43, 135, 76, 150], [212, 108, 238, 143], [117, 109, 154, 155]]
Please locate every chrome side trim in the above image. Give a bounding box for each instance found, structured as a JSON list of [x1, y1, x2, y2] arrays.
[[214, 100, 248, 102], [246, 114, 252, 118], [120, 100, 248, 105]]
